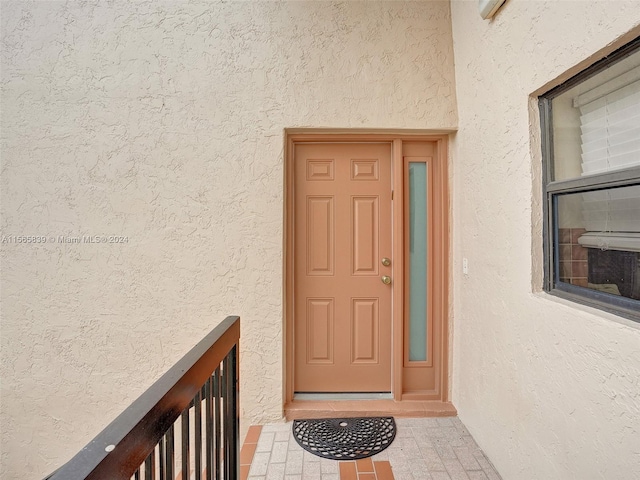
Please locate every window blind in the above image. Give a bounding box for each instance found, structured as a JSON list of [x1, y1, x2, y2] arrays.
[[577, 76, 640, 248], [579, 80, 640, 176]]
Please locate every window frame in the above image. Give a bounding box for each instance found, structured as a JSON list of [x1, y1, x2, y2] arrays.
[[539, 37, 640, 323]]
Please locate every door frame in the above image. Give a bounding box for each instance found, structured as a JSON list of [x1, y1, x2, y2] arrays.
[[284, 131, 450, 404]]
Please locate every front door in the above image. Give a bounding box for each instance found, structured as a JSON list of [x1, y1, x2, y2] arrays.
[[293, 142, 393, 392]]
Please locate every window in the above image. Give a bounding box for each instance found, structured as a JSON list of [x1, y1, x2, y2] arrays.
[[540, 37, 640, 321]]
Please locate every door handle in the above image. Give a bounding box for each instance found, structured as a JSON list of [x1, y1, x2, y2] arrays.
[[381, 275, 392, 285], [381, 257, 391, 266]]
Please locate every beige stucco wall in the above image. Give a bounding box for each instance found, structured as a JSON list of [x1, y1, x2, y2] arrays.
[[450, 1, 640, 479], [0, 1, 457, 478]]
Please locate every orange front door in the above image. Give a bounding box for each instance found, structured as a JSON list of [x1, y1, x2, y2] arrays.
[[293, 142, 392, 392]]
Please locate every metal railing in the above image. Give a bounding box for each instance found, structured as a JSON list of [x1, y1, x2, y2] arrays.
[[45, 316, 240, 480]]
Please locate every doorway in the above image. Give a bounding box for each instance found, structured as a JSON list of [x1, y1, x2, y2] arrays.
[[285, 132, 450, 405]]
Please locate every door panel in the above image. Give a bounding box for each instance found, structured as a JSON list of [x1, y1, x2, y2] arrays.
[[306, 298, 333, 363], [351, 298, 379, 363], [352, 196, 379, 275], [306, 197, 334, 275], [294, 142, 392, 392]]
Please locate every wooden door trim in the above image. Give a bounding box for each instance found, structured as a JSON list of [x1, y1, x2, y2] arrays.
[[435, 136, 450, 403], [284, 132, 450, 406], [391, 139, 404, 401]]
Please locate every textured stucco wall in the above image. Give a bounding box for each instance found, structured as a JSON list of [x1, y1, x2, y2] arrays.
[[450, 1, 640, 479], [0, 1, 457, 478]]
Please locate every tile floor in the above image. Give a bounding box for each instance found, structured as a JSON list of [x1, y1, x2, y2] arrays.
[[243, 417, 502, 480]]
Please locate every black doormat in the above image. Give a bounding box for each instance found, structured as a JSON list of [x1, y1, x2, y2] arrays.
[[292, 417, 396, 460]]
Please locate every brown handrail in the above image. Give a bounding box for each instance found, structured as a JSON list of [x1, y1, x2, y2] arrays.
[[45, 315, 240, 480]]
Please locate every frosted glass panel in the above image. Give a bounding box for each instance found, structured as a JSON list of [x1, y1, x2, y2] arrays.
[[408, 163, 427, 361]]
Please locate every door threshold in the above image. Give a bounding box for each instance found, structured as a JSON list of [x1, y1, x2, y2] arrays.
[[294, 392, 393, 401], [284, 399, 457, 420]]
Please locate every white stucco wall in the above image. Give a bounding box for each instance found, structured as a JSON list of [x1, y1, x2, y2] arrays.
[[0, 1, 457, 478], [450, 1, 640, 479]]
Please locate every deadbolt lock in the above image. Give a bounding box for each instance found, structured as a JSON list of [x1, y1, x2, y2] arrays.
[[381, 257, 391, 266], [381, 275, 392, 285]]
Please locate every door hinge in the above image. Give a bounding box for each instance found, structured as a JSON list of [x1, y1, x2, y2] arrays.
[[391, 190, 394, 200]]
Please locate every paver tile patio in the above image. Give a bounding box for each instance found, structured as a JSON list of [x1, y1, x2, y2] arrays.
[[243, 417, 502, 480]]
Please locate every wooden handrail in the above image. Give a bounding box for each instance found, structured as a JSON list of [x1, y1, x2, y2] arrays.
[[45, 315, 240, 480]]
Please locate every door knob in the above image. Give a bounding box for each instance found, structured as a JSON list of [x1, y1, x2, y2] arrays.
[[381, 257, 391, 266], [381, 275, 392, 285]]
